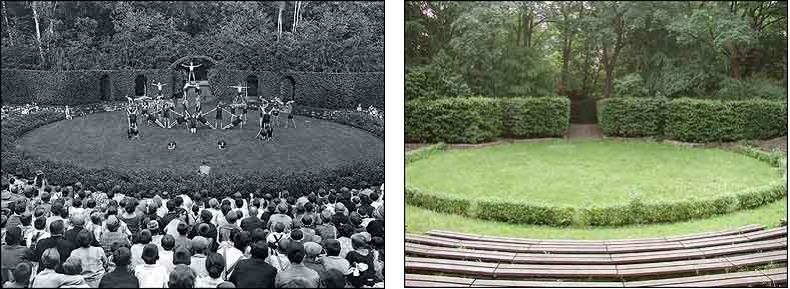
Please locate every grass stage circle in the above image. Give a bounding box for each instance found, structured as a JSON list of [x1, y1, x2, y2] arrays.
[[407, 140, 779, 207], [17, 111, 383, 175]]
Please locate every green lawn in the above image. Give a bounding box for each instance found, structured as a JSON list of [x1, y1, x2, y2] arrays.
[[407, 140, 780, 207], [407, 198, 787, 240]]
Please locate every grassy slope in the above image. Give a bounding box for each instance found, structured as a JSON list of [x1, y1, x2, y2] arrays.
[[407, 198, 787, 240], [407, 140, 779, 207]]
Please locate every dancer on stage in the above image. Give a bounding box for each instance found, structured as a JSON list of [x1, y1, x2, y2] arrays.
[[271, 97, 284, 128], [213, 101, 225, 128], [221, 111, 244, 130], [229, 83, 247, 104], [255, 102, 273, 141], [181, 61, 202, 83], [65, 105, 73, 120], [283, 100, 296, 128]]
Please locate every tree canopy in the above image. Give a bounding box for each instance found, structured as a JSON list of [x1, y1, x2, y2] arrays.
[[406, 1, 787, 100], [1, 1, 384, 72]]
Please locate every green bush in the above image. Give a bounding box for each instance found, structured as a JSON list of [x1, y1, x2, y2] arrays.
[[405, 143, 446, 164], [475, 201, 575, 226], [405, 97, 503, 143], [736, 146, 787, 168], [500, 97, 570, 138], [665, 98, 787, 142], [599, 97, 667, 137], [405, 186, 470, 216]]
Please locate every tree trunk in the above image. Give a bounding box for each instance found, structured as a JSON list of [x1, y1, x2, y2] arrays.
[[2, 1, 13, 46], [516, 14, 522, 46], [31, 1, 46, 67], [729, 45, 741, 79]]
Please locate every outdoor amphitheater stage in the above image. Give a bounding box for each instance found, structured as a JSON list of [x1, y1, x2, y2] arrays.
[[17, 110, 383, 175]]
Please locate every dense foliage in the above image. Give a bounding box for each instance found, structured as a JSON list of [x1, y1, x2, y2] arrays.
[[600, 98, 787, 142], [1, 2, 383, 72], [406, 1, 787, 100], [1, 107, 384, 198], [406, 97, 570, 143]]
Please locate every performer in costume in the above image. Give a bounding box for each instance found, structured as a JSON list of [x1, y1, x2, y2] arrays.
[[167, 141, 177, 150], [188, 114, 198, 134], [65, 105, 73, 120], [214, 101, 225, 128], [222, 111, 243, 130], [271, 97, 283, 128], [181, 61, 202, 83], [283, 100, 296, 128], [217, 139, 227, 150]]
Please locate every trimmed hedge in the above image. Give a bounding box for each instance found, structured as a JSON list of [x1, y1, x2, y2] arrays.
[[406, 97, 503, 143], [500, 97, 570, 138], [405, 145, 786, 227], [405, 143, 446, 164], [406, 97, 570, 143], [1, 108, 384, 198], [599, 98, 666, 137], [600, 98, 787, 142], [405, 186, 470, 216]]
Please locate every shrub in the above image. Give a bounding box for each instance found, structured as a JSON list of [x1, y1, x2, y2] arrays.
[[475, 201, 575, 226], [405, 143, 446, 164], [405, 97, 502, 143], [599, 97, 667, 137], [500, 97, 570, 138], [665, 98, 787, 142], [405, 186, 470, 216]]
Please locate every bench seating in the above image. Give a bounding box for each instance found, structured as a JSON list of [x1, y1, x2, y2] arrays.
[[406, 225, 787, 287]]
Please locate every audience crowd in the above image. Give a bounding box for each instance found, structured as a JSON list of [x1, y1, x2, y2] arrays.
[[0, 173, 384, 288]]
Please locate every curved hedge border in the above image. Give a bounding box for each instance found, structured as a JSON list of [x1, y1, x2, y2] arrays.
[[600, 98, 787, 142], [405, 97, 569, 144], [1, 106, 384, 198], [405, 142, 787, 227]]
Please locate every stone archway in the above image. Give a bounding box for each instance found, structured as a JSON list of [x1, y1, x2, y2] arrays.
[[134, 74, 147, 96], [280, 74, 296, 101]]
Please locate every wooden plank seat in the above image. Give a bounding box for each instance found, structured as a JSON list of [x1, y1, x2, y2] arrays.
[[406, 268, 787, 288], [405, 250, 787, 280], [427, 225, 765, 246], [411, 226, 785, 255], [407, 238, 787, 265]]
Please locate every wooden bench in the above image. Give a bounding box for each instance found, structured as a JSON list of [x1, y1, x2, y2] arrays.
[[406, 226, 788, 287]]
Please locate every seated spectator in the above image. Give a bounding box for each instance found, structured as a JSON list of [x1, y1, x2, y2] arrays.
[[321, 239, 350, 275], [134, 244, 168, 288], [65, 214, 98, 247], [267, 204, 293, 231], [275, 242, 320, 288], [218, 231, 248, 274], [189, 236, 210, 278], [159, 234, 176, 273], [98, 247, 138, 288], [195, 253, 225, 288], [100, 216, 129, 257], [168, 264, 196, 288], [302, 242, 327, 280], [337, 224, 354, 258], [228, 240, 277, 288], [69, 229, 108, 288], [62, 256, 91, 288], [86, 211, 104, 244], [119, 202, 142, 236], [173, 246, 192, 266], [31, 248, 86, 288], [240, 207, 264, 232], [218, 211, 241, 244], [346, 234, 378, 287], [321, 269, 347, 288], [173, 222, 193, 253], [2, 262, 31, 288], [34, 220, 77, 273], [315, 209, 337, 240], [1, 227, 34, 282], [130, 229, 153, 268], [266, 238, 292, 272], [147, 220, 163, 249]]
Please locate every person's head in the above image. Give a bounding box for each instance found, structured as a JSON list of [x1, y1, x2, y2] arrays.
[[286, 242, 305, 264], [321, 269, 346, 288], [12, 262, 31, 285], [200, 210, 213, 223], [70, 213, 86, 228], [250, 240, 269, 259], [142, 243, 159, 264], [197, 223, 211, 238], [49, 219, 65, 235], [5, 227, 23, 245], [77, 229, 94, 248], [72, 197, 82, 208], [138, 229, 153, 245], [302, 214, 313, 227], [177, 222, 189, 236], [251, 228, 267, 242], [248, 207, 258, 218], [13, 200, 26, 215], [106, 205, 118, 217], [166, 199, 177, 211], [209, 198, 219, 209], [274, 222, 285, 233], [234, 198, 244, 209], [217, 281, 236, 288], [89, 211, 102, 226], [191, 236, 209, 255], [147, 220, 160, 234], [161, 234, 176, 251], [34, 216, 47, 230], [85, 198, 96, 209], [169, 264, 196, 288], [63, 256, 83, 275], [277, 203, 289, 214], [303, 242, 322, 259], [351, 234, 369, 250], [290, 229, 304, 242], [233, 231, 250, 251], [173, 247, 191, 265], [106, 215, 121, 232], [220, 203, 231, 216], [338, 224, 354, 238], [41, 247, 60, 269], [324, 239, 342, 257], [225, 210, 238, 224], [113, 246, 132, 267], [40, 191, 51, 203], [20, 212, 32, 227], [205, 253, 226, 279]]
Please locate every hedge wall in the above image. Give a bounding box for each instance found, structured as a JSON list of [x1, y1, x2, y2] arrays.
[[405, 143, 787, 227], [1, 108, 384, 198], [1, 69, 384, 110], [665, 98, 788, 142], [406, 97, 569, 143], [600, 97, 787, 142], [501, 97, 570, 138], [599, 98, 666, 137]]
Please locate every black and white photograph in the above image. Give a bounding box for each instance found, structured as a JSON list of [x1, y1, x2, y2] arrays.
[[1, 1, 384, 288]]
